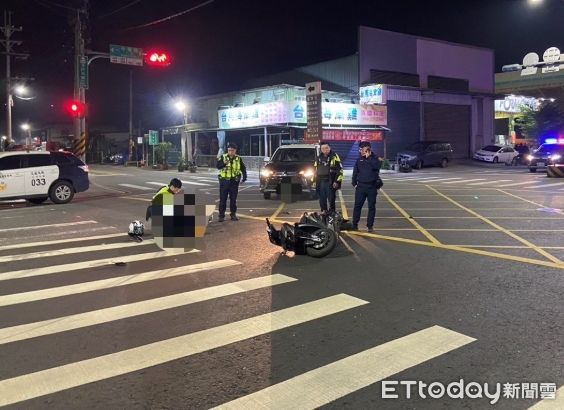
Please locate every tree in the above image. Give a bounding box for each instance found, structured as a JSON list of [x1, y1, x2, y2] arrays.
[[518, 102, 564, 143], [155, 142, 172, 165]]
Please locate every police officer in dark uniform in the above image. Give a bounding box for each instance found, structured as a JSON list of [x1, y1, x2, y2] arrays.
[[351, 141, 382, 232], [217, 142, 247, 222]]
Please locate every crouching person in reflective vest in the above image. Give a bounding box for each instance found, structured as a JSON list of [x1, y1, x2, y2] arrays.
[[217, 142, 247, 222], [145, 178, 183, 221]]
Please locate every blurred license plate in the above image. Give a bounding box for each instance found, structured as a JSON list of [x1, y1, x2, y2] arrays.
[[537, 162, 545, 167]]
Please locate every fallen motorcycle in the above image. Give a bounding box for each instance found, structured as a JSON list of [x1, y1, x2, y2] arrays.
[[266, 211, 342, 257]]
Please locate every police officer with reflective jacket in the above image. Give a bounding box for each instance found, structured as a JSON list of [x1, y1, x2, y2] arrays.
[[217, 142, 247, 222], [351, 141, 382, 232], [314, 141, 344, 213]]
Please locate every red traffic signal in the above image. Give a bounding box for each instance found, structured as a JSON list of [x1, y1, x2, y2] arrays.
[[144, 50, 172, 67], [65, 100, 86, 118]]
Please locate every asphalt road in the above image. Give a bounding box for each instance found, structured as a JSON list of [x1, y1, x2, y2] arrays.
[[0, 161, 562, 409]]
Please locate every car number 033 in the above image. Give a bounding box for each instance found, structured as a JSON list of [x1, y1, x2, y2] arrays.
[[31, 178, 46, 186]]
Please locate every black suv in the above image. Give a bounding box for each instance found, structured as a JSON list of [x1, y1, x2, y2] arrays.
[[528, 143, 564, 172], [260, 144, 319, 199], [396, 141, 454, 169]]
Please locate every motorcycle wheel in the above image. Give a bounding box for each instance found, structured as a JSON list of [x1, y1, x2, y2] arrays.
[[306, 228, 337, 258]]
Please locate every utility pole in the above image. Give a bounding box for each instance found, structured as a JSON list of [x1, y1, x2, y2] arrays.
[[73, 1, 88, 162], [129, 69, 133, 162], [0, 11, 28, 144]]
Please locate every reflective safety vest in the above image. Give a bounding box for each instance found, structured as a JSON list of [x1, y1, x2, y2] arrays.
[[314, 152, 344, 183], [152, 186, 170, 199], [219, 154, 242, 179]]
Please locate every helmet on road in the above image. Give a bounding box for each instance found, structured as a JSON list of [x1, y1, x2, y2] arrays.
[[128, 220, 145, 237]]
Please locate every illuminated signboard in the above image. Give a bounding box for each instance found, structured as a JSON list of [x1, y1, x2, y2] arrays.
[[359, 84, 387, 104], [218, 101, 387, 129], [494, 96, 539, 113]]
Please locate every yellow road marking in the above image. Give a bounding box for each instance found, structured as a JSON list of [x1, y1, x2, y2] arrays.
[[427, 186, 563, 265], [338, 190, 349, 220], [497, 189, 558, 208], [236, 212, 563, 269], [454, 245, 530, 249], [346, 231, 564, 270], [380, 190, 441, 245], [270, 202, 286, 220]]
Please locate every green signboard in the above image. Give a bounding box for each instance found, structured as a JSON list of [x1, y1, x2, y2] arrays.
[[109, 44, 143, 66], [79, 56, 88, 89], [149, 130, 159, 145]]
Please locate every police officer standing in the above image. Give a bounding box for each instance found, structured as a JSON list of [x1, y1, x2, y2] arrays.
[[351, 141, 382, 232], [217, 142, 247, 222], [314, 141, 344, 213]]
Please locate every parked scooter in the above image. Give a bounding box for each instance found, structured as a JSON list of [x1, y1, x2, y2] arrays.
[[266, 211, 342, 257]]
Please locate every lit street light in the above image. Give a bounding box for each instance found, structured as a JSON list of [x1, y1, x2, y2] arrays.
[[14, 85, 27, 96], [527, 0, 543, 5], [175, 100, 189, 124], [175, 99, 193, 163], [20, 123, 31, 146]]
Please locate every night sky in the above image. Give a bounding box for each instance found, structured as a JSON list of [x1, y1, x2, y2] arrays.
[[2, 0, 564, 132]]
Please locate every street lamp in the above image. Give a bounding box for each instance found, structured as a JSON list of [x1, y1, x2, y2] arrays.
[[175, 100, 189, 124], [14, 85, 27, 96], [174, 99, 193, 163], [20, 123, 31, 146], [527, 0, 543, 6]]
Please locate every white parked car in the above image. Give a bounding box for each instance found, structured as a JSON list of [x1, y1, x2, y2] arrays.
[[473, 145, 519, 164]]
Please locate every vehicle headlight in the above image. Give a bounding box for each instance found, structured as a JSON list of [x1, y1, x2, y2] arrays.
[[261, 169, 273, 177], [526, 154, 535, 161], [550, 154, 562, 161], [299, 168, 315, 178]]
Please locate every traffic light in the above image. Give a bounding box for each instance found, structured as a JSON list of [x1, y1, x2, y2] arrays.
[[144, 50, 172, 67], [65, 100, 86, 118]]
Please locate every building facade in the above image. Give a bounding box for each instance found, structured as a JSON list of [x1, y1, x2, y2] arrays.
[[162, 26, 495, 168]]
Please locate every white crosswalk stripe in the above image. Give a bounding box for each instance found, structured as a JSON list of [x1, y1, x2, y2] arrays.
[[0, 274, 295, 343], [118, 183, 154, 190], [442, 178, 486, 184], [0, 220, 97, 233], [0, 248, 192, 281], [526, 182, 564, 189], [145, 180, 212, 187], [214, 326, 475, 409], [499, 180, 539, 187], [0, 239, 156, 263], [0, 294, 367, 406], [0, 227, 477, 408], [467, 179, 512, 186], [0, 233, 125, 252], [0, 259, 241, 307]]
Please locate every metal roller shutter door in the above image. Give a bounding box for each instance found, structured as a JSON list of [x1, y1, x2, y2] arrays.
[[424, 103, 471, 159], [387, 101, 420, 159]]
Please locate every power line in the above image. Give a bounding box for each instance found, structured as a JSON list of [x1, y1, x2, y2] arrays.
[[34, 0, 80, 12], [121, 0, 214, 31], [97, 0, 142, 19]]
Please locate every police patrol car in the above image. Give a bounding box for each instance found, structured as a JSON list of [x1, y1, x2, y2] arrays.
[[0, 150, 89, 204]]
